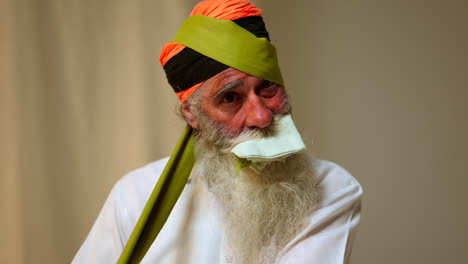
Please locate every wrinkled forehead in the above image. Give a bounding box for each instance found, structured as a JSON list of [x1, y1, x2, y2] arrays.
[[195, 68, 246, 95], [211, 68, 250, 87]]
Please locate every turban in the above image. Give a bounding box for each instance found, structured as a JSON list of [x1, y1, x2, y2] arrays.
[[160, 0, 284, 102]]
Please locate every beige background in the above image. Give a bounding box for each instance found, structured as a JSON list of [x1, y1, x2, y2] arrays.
[[1, 0, 467, 263]]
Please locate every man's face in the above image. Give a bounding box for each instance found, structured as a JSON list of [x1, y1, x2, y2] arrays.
[[183, 68, 288, 136], [189, 68, 315, 263]]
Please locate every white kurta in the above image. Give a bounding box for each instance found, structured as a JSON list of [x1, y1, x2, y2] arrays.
[[73, 157, 362, 264]]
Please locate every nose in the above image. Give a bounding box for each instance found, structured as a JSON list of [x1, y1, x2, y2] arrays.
[[244, 95, 272, 129]]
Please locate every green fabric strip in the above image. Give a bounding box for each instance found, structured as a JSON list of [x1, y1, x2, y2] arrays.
[[117, 125, 195, 264], [173, 15, 284, 87]]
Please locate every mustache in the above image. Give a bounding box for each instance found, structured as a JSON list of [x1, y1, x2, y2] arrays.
[[193, 111, 290, 154]]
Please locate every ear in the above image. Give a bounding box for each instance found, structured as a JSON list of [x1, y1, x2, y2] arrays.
[[181, 101, 199, 129]]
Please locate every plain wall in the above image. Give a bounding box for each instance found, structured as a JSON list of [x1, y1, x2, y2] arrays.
[[1, 0, 467, 263], [261, 0, 468, 263]]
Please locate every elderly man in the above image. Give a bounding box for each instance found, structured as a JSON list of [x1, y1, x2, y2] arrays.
[[73, 0, 362, 263]]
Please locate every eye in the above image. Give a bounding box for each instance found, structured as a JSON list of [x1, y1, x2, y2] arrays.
[[222, 92, 239, 103], [257, 81, 278, 98], [260, 80, 272, 89]]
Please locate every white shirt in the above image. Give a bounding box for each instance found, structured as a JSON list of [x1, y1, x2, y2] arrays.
[[73, 157, 362, 264]]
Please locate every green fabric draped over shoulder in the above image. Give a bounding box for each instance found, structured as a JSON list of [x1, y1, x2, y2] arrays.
[[173, 15, 284, 87], [117, 126, 195, 264]]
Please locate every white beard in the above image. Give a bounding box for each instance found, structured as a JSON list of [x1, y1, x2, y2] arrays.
[[190, 113, 319, 264]]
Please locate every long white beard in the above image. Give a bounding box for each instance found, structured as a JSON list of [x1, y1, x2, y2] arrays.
[[191, 114, 319, 264]]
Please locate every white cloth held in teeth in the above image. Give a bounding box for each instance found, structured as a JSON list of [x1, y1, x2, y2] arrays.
[[231, 114, 306, 163]]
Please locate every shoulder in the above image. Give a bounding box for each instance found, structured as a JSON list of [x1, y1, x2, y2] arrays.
[[115, 156, 170, 199], [115, 157, 170, 198], [308, 158, 362, 203], [307, 158, 362, 219], [116, 157, 170, 197], [119, 157, 170, 187], [278, 158, 362, 263], [72, 157, 172, 263], [111, 157, 171, 235]]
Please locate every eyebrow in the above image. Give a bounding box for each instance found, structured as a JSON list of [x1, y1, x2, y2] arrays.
[[214, 80, 243, 99]]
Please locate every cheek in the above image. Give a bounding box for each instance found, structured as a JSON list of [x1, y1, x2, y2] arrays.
[[200, 104, 244, 132], [217, 113, 246, 132], [264, 88, 288, 113]]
